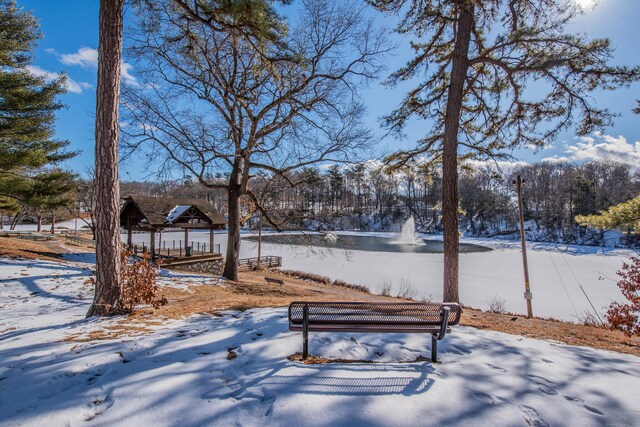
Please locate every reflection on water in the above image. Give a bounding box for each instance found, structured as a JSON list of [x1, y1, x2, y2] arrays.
[[244, 233, 492, 254]]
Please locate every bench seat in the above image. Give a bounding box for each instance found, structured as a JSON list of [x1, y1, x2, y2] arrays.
[[288, 301, 462, 362]]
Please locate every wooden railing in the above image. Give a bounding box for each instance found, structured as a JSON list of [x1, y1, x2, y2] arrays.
[[238, 256, 282, 270], [1, 231, 55, 241], [128, 243, 221, 259], [64, 235, 96, 247]]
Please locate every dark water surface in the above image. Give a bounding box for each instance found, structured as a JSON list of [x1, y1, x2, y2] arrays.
[[244, 233, 492, 254]]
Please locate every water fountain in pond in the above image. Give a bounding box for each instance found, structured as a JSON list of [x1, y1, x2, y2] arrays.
[[397, 216, 421, 244]]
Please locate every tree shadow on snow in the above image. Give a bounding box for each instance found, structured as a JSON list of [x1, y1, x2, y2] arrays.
[[2, 309, 640, 426]]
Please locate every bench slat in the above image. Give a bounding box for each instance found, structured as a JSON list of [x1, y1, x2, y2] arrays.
[[288, 301, 462, 331]]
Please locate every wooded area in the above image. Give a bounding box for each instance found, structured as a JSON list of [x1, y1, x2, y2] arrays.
[[111, 159, 640, 246]]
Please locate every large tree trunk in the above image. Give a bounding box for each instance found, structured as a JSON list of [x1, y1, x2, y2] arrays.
[[223, 190, 241, 280], [87, 0, 124, 317], [441, 2, 474, 303], [223, 163, 242, 281]]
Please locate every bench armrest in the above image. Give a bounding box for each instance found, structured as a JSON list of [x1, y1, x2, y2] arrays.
[[435, 306, 451, 340]]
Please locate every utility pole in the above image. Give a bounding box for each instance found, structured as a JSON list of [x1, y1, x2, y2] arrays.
[[515, 175, 533, 318], [257, 210, 263, 269]]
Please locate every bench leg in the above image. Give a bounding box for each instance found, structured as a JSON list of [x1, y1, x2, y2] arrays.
[[302, 305, 309, 360], [431, 334, 438, 363]]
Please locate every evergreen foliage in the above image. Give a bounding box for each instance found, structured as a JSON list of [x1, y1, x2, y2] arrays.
[[576, 195, 640, 234], [371, 0, 640, 302], [372, 0, 640, 163], [0, 0, 75, 210]]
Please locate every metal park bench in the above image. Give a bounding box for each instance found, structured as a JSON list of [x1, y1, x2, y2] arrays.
[[288, 301, 462, 362]]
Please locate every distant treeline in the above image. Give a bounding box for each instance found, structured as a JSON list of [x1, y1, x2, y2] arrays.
[[118, 160, 639, 247]]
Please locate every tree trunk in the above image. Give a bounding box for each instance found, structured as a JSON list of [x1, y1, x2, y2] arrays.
[[223, 163, 242, 281], [50, 213, 56, 234], [37, 215, 42, 232], [441, 2, 474, 303], [87, 0, 124, 318]]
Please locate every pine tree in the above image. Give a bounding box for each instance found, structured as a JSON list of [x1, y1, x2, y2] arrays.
[[0, 0, 75, 210], [576, 196, 640, 234], [372, 0, 640, 302], [21, 169, 76, 232], [88, 0, 124, 317]]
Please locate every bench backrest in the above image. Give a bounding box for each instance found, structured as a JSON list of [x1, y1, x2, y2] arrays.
[[288, 301, 462, 332]]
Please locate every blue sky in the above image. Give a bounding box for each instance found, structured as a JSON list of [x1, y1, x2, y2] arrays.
[[18, 0, 640, 179]]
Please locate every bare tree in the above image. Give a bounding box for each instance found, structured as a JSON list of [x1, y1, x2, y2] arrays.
[[372, 0, 640, 302], [122, 0, 389, 280], [71, 170, 97, 238], [87, 0, 124, 317]]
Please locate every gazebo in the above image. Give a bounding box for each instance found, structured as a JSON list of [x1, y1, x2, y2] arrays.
[[120, 195, 226, 260]]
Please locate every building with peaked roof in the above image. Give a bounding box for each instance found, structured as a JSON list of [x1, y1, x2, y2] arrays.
[[120, 195, 226, 259]]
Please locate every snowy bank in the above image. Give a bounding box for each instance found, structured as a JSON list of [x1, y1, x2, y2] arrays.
[[1, 257, 639, 426]]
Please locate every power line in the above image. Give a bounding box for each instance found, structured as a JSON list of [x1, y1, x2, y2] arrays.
[[561, 253, 605, 326], [548, 254, 580, 320]]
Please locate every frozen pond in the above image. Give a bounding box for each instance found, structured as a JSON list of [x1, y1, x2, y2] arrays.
[[121, 229, 636, 322]]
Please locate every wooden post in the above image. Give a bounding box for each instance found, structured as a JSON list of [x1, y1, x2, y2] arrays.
[[209, 227, 214, 254], [184, 228, 189, 253], [127, 218, 132, 249], [516, 175, 533, 318], [150, 230, 156, 261]]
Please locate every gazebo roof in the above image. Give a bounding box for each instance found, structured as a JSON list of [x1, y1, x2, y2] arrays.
[[120, 195, 226, 229]]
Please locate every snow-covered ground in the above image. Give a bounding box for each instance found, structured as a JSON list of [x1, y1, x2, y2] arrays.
[[8, 218, 91, 233], [125, 230, 638, 322], [1, 256, 639, 426]]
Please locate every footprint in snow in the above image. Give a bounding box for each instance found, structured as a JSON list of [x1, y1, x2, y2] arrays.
[[85, 367, 109, 385], [518, 405, 550, 427], [486, 363, 508, 373], [83, 387, 115, 421], [473, 391, 505, 405], [526, 375, 558, 396], [563, 395, 605, 416], [447, 344, 471, 355]]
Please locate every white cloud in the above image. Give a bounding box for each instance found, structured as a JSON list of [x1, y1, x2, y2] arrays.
[[561, 133, 640, 168], [120, 62, 138, 86], [540, 156, 572, 165], [59, 47, 98, 68], [54, 47, 138, 86], [525, 142, 555, 151], [25, 65, 92, 94]]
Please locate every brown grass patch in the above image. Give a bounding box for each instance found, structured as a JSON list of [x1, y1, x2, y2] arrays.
[[63, 323, 155, 342], [461, 309, 640, 357], [0, 236, 67, 261], [287, 353, 430, 364], [279, 269, 371, 293]]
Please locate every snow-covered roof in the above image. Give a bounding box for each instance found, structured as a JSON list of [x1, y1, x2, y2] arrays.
[[165, 205, 191, 223], [119, 195, 226, 228]]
